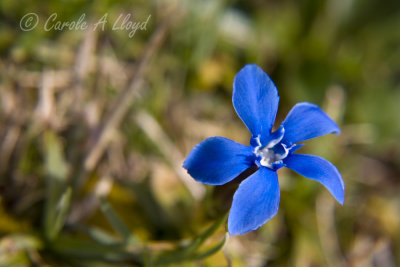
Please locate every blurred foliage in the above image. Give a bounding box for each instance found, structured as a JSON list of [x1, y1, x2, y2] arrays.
[[0, 0, 400, 266]]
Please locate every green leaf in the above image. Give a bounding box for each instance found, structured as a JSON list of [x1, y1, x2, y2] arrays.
[[51, 235, 143, 264], [99, 197, 139, 245], [74, 225, 122, 246], [46, 187, 73, 240], [43, 131, 70, 241], [43, 131, 68, 181], [151, 214, 228, 265], [184, 213, 228, 253], [190, 233, 227, 261]]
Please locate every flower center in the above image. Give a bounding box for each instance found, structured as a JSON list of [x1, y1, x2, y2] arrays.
[[255, 143, 289, 168], [252, 127, 290, 169]]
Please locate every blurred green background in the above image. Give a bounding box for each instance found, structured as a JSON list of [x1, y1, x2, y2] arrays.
[[1, 0, 400, 266]]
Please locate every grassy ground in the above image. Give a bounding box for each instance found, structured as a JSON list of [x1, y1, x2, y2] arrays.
[[0, 0, 400, 266]]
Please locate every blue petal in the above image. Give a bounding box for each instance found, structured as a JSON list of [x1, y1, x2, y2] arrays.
[[284, 154, 344, 204], [288, 143, 305, 154], [281, 102, 341, 146], [228, 167, 280, 235], [233, 64, 279, 143], [183, 137, 254, 185]]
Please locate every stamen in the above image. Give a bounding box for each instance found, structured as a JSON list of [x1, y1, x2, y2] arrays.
[[266, 127, 285, 148]]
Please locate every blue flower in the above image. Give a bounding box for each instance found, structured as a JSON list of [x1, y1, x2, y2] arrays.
[[183, 64, 344, 235]]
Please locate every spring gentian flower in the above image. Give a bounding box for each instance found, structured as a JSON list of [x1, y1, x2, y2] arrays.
[[183, 64, 344, 235]]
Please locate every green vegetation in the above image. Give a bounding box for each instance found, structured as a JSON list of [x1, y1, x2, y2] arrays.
[[0, 0, 399, 266]]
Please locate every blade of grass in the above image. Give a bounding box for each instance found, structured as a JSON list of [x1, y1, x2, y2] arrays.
[[43, 130, 69, 241], [47, 187, 72, 241], [184, 213, 228, 252], [99, 197, 138, 245], [151, 214, 227, 265], [190, 234, 227, 261], [51, 235, 143, 264], [74, 225, 121, 246]]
